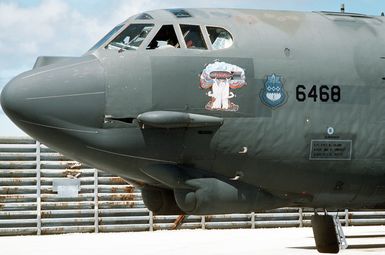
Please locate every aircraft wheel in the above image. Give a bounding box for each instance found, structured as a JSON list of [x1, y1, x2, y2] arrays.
[[311, 214, 339, 254]]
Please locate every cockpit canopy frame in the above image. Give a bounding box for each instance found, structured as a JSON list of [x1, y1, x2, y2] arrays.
[[87, 10, 235, 53]]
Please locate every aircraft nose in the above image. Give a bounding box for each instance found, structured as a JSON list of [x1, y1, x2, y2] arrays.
[[1, 76, 28, 121], [1, 56, 106, 135], [1, 79, 13, 115]]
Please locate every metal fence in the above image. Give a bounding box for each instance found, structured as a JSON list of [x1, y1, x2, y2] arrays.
[[1, 137, 385, 236]]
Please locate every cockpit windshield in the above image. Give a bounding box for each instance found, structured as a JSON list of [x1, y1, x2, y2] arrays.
[[87, 21, 233, 52], [207, 27, 233, 50], [106, 24, 154, 51], [88, 24, 124, 52]]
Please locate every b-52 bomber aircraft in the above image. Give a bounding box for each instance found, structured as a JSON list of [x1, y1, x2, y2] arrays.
[[2, 8, 385, 253]]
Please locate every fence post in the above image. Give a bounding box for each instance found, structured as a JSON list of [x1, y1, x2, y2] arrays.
[[94, 169, 99, 233], [299, 208, 303, 227], [36, 140, 41, 235], [344, 209, 349, 226], [149, 210, 154, 231], [251, 212, 256, 229], [201, 216, 206, 230]]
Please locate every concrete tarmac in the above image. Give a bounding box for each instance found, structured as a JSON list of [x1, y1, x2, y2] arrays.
[[1, 226, 385, 255]]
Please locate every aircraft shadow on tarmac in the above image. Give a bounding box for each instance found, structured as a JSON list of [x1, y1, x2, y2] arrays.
[[290, 244, 385, 250], [345, 234, 385, 239], [290, 235, 385, 250]]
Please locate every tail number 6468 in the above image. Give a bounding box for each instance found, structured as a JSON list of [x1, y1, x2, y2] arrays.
[[296, 85, 341, 102]]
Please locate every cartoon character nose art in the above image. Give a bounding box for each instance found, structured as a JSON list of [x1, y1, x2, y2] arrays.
[[200, 61, 246, 112]]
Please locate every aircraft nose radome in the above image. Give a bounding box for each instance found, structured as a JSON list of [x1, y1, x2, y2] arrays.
[[1, 70, 48, 124], [1, 82, 9, 113], [1, 77, 23, 121], [1, 56, 106, 135]]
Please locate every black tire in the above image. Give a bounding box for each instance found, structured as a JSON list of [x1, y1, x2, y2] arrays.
[[311, 214, 340, 254]]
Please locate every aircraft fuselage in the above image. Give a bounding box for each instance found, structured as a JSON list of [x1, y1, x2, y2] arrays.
[[2, 9, 385, 212]]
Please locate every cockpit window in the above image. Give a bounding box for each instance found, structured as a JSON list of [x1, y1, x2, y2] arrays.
[[180, 25, 207, 50], [106, 24, 154, 51], [147, 25, 180, 49], [136, 13, 153, 20], [207, 27, 233, 50], [88, 24, 124, 52]]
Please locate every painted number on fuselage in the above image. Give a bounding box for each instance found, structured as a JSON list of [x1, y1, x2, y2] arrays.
[[296, 85, 341, 102]]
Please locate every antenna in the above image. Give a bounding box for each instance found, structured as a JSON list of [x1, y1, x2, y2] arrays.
[[340, 3, 345, 13]]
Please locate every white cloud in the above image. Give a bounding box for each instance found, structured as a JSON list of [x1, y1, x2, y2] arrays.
[[0, 0, 105, 90], [0, 0, 69, 54], [0, 0, 115, 70]]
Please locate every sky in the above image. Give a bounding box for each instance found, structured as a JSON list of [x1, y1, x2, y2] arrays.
[[0, 0, 384, 136]]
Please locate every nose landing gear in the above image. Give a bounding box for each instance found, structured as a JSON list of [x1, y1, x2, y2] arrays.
[[311, 211, 348, 253]]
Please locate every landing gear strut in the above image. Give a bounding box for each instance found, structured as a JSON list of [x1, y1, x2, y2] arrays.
[[311, 211, 348, 254]]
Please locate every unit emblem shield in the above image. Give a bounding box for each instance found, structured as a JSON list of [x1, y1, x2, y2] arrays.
[[260, 74, 287, 108]]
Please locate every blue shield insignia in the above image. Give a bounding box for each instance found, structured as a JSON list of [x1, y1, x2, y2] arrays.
[[260, 74, 287, 108]]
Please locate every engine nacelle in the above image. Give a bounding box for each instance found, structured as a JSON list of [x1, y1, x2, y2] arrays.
[[141, 186, 184, 215], [174, 178, 285, 215]]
